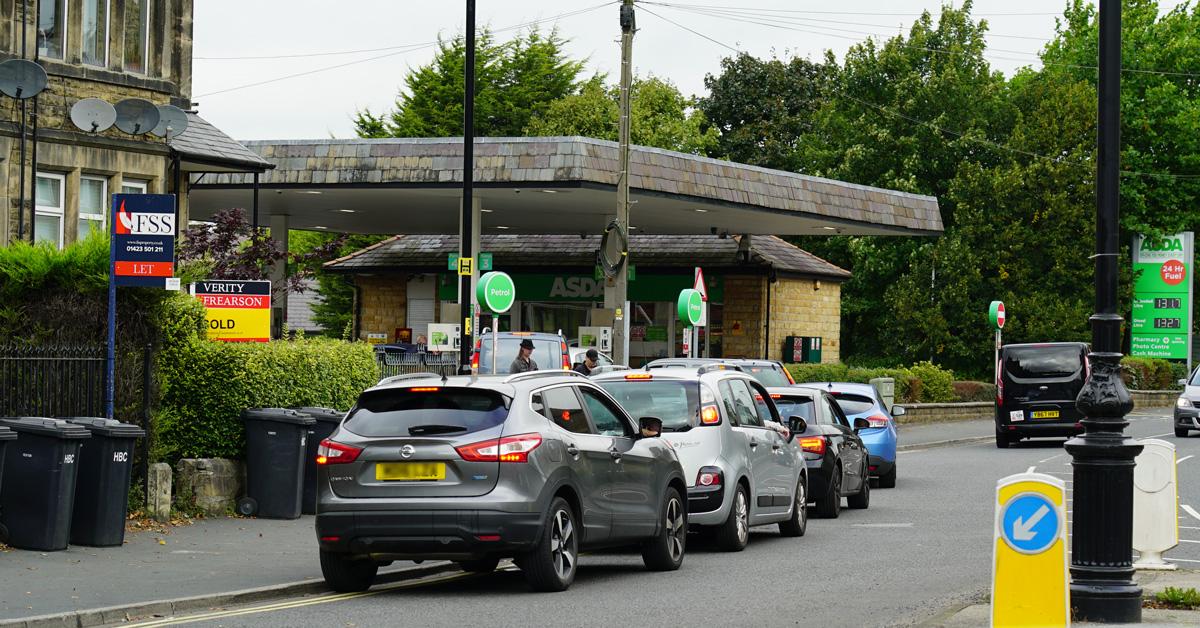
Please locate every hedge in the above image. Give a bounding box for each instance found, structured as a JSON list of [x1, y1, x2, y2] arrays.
[[1122, 357, 1188, 390], [154, 295, 380, 461], [784, 361, 958, 403]]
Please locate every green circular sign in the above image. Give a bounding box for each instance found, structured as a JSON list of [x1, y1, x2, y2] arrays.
[[678, 289, 703, 326], [477, 271, 516, 314], [989, 301, 1006, 330]]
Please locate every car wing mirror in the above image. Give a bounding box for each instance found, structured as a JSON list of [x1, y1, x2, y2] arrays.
[[891, 405, 906, 417], [638, 416, 663, 439], [787, 416, 807, 441], [1179, 379, 1188, 387], [852, 417, 871, 432]]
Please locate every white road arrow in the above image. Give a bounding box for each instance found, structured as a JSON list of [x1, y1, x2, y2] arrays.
[[1012, 505, 1050, 541]]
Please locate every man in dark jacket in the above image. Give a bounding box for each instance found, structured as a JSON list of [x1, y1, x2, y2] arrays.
[[510, 338, 539, 373], [573, 349, 600, 376]]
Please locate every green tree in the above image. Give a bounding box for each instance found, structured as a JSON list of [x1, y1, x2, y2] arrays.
[[355, 29, 585, 138], [290, 231, 391, 338], [525, 75, 719, 155]]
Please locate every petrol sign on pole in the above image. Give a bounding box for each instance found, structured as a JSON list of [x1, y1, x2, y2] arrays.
[[991, 472, 1069, 627], [191, 280, 272, 342], [1131, 232, 1193, 365]]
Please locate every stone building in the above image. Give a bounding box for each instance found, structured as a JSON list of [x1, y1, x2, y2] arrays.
[[0, 0, 269, 248], [324, 233, 850, 366]]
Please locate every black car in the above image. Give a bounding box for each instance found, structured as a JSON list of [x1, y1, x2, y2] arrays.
[[768, 386, 870, 518], [995, 342, 1089, 448], [645, 358, 795, 387]]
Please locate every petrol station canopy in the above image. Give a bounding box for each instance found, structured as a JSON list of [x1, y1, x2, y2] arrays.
[[187, 137, 942, 237]]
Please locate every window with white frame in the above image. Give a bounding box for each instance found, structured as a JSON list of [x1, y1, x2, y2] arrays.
[[82, 0, 109, 67], [124, 0, 149, 74], [37, 0, 67, 60], [79, 176, 107, 239], [35, 173, 65, 248], [121, 179, 148, 194]]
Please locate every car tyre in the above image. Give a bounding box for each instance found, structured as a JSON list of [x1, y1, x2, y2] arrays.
[[847, 466, 870, 509], [778, 475, 807, 537], [814, 467, 841, 519], [995, 432, 1012, 449], [715, 483, 750, 552], [641, 487, 687, 571], [1177, 427, 1190, 438], [878, 464, 897, 489], [521, 497, 578, 592], [319, 550, 378, 593], [456, 557, 501, 573]]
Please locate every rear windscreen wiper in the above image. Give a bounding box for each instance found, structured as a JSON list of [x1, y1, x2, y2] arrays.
[[408, 424, 469, 435]]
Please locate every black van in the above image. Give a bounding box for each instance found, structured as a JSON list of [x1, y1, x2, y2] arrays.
[[995, 342, 1089, 448]]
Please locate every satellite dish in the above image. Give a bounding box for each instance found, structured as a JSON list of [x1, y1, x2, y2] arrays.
[[0, 59, 48, 99], [113, 98, 160, 135], [150, 104, 189, 139], [70, 98, 117, 133]]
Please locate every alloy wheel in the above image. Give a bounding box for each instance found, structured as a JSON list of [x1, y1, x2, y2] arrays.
[[550, 509, 576, 580], [735, 489, 749, 545], [797, 480, 807, 529], [666, 497, 685, 561]]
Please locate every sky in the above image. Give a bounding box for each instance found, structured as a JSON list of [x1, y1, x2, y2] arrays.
[[191, 1, 1190, 141]]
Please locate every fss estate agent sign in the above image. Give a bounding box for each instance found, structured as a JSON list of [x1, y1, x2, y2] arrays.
[[112, 194, 175, 287], [191, 280, 272, 342]]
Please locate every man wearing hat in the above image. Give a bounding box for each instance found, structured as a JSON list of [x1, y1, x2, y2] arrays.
[[510, 338, 539, 373], [573, 349, 600, 376]]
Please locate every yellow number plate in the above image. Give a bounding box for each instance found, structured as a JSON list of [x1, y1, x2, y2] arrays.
[[375, 462, 446, 481], [1031, 410, 1060, 419]]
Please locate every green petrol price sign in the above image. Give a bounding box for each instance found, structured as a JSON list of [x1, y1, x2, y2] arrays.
[[477, 271, 515, 314], [1131, 232, 1193, 360], [678, 289, 703, 326]]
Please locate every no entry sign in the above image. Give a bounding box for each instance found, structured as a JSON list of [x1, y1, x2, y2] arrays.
[[191, 280, 272, 342], [112, 194, 175, 287], [989, 301, 1006, 330]]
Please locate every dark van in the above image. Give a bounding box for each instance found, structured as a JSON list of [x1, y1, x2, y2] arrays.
[[995, 342, 1089, 448]]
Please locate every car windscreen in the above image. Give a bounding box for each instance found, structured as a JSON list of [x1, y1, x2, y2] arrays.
[[742, 365, 791, 387], [831, 393, 876, 416], [477, 337, 562, 374], [1004, 346, 1083, 379], [1191, 370, 1200, 386], [597, 380, 699, 431], [343, 388, 511, 437], [773, 395, 816, 422]]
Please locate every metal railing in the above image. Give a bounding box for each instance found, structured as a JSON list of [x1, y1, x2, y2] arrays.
[[376, 348, 460, 380], [0, 345, 106, 417]]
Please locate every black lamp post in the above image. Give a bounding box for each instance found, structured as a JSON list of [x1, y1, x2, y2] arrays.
[[1067, 0, 1143, 622]]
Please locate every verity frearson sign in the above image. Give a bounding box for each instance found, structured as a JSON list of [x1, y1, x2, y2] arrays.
[[190, 280, 272, 342], [1131, 232, 1193, 360], [112, 194, 175, 287]]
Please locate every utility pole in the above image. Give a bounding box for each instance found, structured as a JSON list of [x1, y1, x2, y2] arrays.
[[458, 0, 476, 373], [1067, 0, 1143, 622], [609, 0, 635, 365]]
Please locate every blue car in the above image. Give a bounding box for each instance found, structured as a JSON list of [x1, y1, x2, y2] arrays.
[[821, 383, 901, 488]]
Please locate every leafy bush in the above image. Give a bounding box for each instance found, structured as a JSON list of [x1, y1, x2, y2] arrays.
[[155, 302, 380, 461], [1122, 357, 1186, 390], [952, 381, 997, 403], [785, 361, 957, 403], [908, 361, 956, 403], [1153, 587, 1200, 610]]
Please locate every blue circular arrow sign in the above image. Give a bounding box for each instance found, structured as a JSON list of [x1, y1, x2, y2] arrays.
[[1000, 492, 1061, 554]]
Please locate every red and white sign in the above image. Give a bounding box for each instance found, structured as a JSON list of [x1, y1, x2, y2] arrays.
[[1161, 260, 1187, 286], [996, 303, 1006, 328], [694, 267, 708, 327]]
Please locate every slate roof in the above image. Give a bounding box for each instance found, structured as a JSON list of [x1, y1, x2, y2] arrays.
[[208, 137, 940, 234], [325, 234, 851, 281], [287, 279, 324, 333], [168, 114, 274, 171]]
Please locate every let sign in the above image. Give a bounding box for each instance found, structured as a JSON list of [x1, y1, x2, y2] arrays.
[[477, 271, 515, 314], [112, 194, 176, 287], [989, 301, 1006, 330]]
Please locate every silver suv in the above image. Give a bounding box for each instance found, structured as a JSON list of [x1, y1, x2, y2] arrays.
[[315, 371, 687, 592], [593, 366, 808, 551]]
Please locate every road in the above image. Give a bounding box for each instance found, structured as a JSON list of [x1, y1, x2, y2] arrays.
[[113, 409, 1200, 628]]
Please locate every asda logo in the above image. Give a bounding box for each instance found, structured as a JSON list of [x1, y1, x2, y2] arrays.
[[1141, 237, 1184, 253]]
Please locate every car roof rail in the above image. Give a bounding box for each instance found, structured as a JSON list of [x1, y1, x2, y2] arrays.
[[503, 370, 587, 384], [697, 363, 744, 375], [378, 372, 445, 386]]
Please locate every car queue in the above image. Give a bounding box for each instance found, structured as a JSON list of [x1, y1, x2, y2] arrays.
[[314, 332, 904, 593]]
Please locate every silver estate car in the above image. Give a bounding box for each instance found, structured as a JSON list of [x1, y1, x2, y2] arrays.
[[315, 371, 688, 593], [594, 366, 808, 551]]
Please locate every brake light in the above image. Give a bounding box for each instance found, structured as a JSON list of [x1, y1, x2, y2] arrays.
[[456, 433, 543, 463], [700, 405, 720, 425], [316, 439, 362, 465], [799, 437, 827, 455], [625, 373, 653, 380], [410, 387, 440, 392], [561, 342, 570, 370], [696, 466, 722, 487], [471, 339, 481, 371], [865, 414, 889, 428], [770, 394, 782, 399]]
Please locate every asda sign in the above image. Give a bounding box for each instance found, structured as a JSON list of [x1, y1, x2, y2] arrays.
[[1131, 232, 1193, 360]]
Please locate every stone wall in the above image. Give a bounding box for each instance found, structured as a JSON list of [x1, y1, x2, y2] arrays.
[[1131, 390, 1179, 410], [721, 274, 765, 358], [768, 277, 841, 364], [899, 402, 994, 425], [355, 274, 408, 341]]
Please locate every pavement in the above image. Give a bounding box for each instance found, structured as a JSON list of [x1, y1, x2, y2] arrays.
[[0, 408, 1195, 628]]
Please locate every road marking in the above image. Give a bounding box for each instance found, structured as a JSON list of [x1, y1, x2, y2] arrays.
[[1169, 558, 1200, 564], [1181, 526, 1200, 530], [123, 572, 475, 627], [1147, 432, 1176, 439], [1038, 453, 1066, 464], [1178, 455, 1194, 465], [1184, 505, 1200, 522], [852, 523, 913, 528], [1179, 539, 1200, 544], [1026, 466, 1037, 473]]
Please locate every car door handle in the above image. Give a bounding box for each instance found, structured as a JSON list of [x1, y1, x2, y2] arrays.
[[609, 447, 622, 461], [566, 444, 579, 457], [772, 443, 782, 451]]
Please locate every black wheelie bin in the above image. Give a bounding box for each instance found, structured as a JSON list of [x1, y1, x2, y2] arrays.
[[238, 408, 315, 519], [64, 418, 146, 547], [0, 418, 91, 550], [0, 424, 14, 542], [289, 407, 344, 515]]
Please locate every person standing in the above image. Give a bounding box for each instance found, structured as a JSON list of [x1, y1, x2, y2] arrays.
[[510, 338, 539, 373]]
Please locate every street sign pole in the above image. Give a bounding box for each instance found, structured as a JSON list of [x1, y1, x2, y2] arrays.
[[478, 271, 515, 375], [104, 221, 116, 420], [990, 301, 1006, 396], [458, 0, 476, 374]]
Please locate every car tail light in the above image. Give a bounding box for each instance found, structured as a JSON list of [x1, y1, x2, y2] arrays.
[[700, 405, 721, 425], [476, 535, 501, 542], [456, 433, 543, 463], [799, 437, 826, 455], [865, 414, 889, 428], [561, 342, 571, 370], [320, 536, 340, 542], [770, 394, 782, 399], [316, 440, 362, 465], [410, 387, 440, 392], [471, 339, 481, 371], [696, 466, 723, 487], [996, 367, 1004, 406], [625, 373, 653, 380]]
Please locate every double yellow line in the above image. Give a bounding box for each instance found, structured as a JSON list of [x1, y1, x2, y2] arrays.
[[125, 572, 474, 627]]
